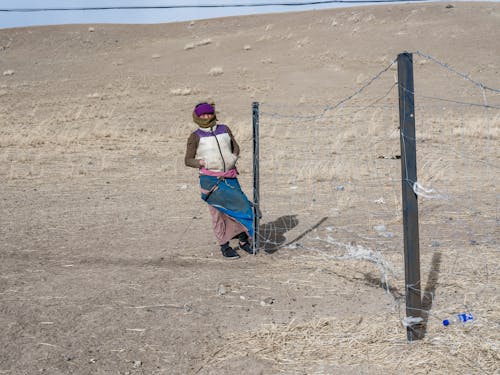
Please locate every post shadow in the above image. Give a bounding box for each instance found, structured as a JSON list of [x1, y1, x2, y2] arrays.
[[362, 250, 441, 338], [420, 250, 442, 337], [364, 251, 441, 338], [363, 249, 441, 338]]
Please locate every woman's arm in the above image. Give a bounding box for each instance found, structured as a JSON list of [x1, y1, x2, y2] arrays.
[[184, 132, 204, 168], [226, 127, 240, 156]]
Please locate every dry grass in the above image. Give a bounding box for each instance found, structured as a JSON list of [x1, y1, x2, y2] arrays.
[[200, 241, 499, 375], [207, 315, 498, 374]]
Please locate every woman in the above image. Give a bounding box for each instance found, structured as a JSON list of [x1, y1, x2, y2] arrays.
[[184, 102, 254, 259]]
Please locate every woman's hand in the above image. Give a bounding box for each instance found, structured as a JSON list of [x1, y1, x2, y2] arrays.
[[199, 159, 206, 167]]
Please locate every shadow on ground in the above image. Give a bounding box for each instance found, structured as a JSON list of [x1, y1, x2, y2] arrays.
[[258, 216, 328, 254]]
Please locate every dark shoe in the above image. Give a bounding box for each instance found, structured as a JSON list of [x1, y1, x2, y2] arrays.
[[237, 232, 256, 254], [239, 241, 255, 254], [221, 243, 240, 259], [237, 232, 249, 242]]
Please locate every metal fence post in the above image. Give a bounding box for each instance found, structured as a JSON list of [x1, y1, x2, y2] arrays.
[[252, 102, 260, 254], [397, 52, 423, 341]]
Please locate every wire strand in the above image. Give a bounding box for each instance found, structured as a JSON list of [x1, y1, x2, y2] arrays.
[[0, 0, 432, 12]]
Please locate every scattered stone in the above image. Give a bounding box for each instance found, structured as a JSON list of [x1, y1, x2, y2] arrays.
[[216, 285, 226, 296], [208, 67, 224, 76], [196, 38, 212, 46], [88, 27, 95, 32], [151, 54, 161, 59], [3, 70, 15, 76], [262, 297, 275, 305], [470, 240, 479, 246], [132, 360, 142, 368], [446, 4, 454, 9], [373, 197, 385, 204], [296, 37, 310, 47], [170, 87, 198, 96], [335, 185, 345, 191], [185, 39, 212, 51], [431, 241, 440, 247], [243, 45, 251, 50], [89, 358, 97, 364], [373, 225, 387, 232]]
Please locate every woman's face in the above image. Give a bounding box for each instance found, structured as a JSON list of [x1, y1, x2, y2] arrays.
[[200, 113, 214, 119]]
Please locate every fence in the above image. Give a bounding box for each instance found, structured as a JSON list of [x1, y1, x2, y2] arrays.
[[250, 51, 499, 340]]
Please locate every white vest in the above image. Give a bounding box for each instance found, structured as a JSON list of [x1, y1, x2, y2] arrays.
[[195, 125, 238, 172]]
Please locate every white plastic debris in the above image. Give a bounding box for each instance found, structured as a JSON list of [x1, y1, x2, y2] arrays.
[[413, 182, 448, 199], [401, 316, 423, 328]]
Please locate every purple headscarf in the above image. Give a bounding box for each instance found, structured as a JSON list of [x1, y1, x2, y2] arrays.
[[194, 103, 215, 117]]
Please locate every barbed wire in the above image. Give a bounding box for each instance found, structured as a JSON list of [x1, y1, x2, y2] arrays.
[[413, 50, 500, 94], [253, 50, 498, 255], [262, 52, 499, 124], [262, 59, 398, 120]]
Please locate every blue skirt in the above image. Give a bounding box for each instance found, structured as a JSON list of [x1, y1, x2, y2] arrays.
[[200, 175, 254, 237]]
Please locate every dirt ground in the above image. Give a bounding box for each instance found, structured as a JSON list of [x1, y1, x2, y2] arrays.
[[1, 2, 499, 374]]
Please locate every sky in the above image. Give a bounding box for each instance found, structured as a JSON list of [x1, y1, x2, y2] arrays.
[[0, 0, 495, 29]]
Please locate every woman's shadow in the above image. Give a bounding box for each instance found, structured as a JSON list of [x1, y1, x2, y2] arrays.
[[257, 215, 298, 253], [258, 215, 328, 254]]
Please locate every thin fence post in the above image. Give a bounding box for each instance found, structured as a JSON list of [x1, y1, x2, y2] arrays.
[[397, 52, 423, 341], [252, 102, 260, 254]]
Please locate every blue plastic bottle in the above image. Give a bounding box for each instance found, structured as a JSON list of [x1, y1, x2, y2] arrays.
[[442, 312, 474, 326]]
